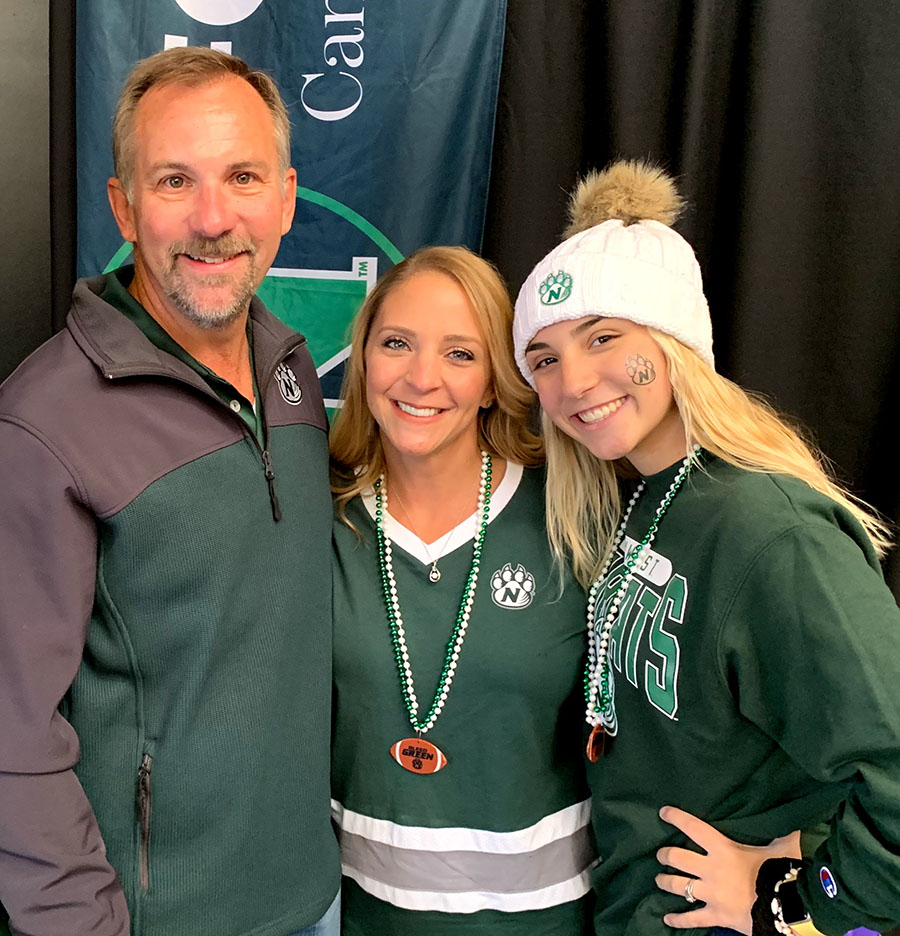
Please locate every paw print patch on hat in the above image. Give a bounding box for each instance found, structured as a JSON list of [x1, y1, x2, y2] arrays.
[[539, 271, 573, 306]]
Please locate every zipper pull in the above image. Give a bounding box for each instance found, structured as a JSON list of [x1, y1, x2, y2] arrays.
[[262, 449, 283, 522], [137, 753, 153, 891]]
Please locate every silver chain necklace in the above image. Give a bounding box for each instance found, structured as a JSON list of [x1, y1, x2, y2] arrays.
[[387, 484, 457, 583]]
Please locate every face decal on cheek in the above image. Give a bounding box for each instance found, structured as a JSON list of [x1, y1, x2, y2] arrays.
[[626, 354, 656, 386]]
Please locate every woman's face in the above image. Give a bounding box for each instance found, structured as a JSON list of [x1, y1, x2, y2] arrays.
[[365, 270, 493, 467], [524, 315, 685, 475]]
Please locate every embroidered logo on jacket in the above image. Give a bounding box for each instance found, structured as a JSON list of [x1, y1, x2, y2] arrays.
[[819, 866, 838, 898], [491, 563, 535, 609], [275, 363, 303, 405]]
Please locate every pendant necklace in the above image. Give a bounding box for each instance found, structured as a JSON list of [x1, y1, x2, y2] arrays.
[[375, 451, 492, 774], [584, 445, 700, 762], [388, 485, 456, 583]]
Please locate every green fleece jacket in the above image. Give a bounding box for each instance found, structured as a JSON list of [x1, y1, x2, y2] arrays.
[[0, 275, 340, 936]]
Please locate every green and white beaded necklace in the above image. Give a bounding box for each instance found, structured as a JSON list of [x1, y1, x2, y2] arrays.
[[584, 445, 700, 761], [374, 450, 492, 774]]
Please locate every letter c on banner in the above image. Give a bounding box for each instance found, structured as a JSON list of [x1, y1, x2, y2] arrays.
[[174, 0, 264, 26], [300, 73, 363, 121]]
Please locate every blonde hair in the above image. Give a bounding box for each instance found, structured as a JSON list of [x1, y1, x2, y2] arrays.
[[544, 329, 891, 586], [330, 246, 543, 517], [113, 46, 291, 199]]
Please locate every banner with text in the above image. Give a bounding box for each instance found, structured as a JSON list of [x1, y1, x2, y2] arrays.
[[75, 0, 507, 402]]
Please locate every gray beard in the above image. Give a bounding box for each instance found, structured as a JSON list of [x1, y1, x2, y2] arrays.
[[164, 236, 259, 330]]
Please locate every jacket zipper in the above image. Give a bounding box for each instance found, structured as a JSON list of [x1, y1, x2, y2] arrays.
[[250, 342, 303, 523], [137, 753, 153, 891]]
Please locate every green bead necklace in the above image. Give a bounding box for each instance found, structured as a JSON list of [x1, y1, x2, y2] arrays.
[[374, 452, 492, 764]]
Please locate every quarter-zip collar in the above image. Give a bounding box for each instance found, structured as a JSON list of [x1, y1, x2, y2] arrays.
[[67, 273, 307, 392], [67, 272, 308, 522]]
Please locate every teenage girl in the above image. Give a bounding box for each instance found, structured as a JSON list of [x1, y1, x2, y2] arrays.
[[512, 161, 900, 936]]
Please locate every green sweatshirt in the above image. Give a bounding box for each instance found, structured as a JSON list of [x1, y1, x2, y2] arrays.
[[587, 454, 900, 936]]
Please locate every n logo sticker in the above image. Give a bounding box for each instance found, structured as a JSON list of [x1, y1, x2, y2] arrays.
[[539, 271, 573, 305]]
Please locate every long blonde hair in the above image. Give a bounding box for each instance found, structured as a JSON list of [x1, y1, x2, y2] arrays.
[[544, 329, 891, 586], [330, 246, 543, 519]]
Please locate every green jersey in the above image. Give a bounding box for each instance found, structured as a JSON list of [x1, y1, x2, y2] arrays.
[[332, 465, 596, 935], [588, 454, 900, 936]]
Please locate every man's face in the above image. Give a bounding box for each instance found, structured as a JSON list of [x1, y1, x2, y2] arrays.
[[108, 75, 296, 330]]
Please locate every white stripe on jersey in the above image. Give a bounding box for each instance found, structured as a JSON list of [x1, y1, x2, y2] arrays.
[[331, 796, 590, 853], [331, 798, 597, 913]]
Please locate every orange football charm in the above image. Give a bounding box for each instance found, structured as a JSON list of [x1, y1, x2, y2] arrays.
[[390, 738, 448, 774], [586, 724, 606, 762]]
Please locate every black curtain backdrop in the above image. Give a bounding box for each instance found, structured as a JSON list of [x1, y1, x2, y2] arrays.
[[483, 0, 900, 597]]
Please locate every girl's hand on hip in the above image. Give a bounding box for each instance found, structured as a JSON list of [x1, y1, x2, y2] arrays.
[[654, 805, 801, 934]]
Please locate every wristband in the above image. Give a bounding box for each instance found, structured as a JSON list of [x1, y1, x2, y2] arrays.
[[751, 858, 826, 936]]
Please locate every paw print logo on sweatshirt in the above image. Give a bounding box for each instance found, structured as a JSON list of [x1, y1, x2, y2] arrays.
[[539, 271, 573, 305], [491, 563, 535, 609]]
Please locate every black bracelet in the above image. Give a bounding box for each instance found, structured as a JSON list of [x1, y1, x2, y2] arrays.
[[751, 857, 807, 936]]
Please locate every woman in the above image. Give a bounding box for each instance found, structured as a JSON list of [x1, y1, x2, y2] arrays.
[[512, 161, 900, 936], [329, 247, 596, 934]]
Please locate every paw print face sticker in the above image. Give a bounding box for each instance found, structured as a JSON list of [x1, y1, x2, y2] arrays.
[[539, 271, 573, 306], [491, 563, 535, 609], [626, 354, 656, 386]]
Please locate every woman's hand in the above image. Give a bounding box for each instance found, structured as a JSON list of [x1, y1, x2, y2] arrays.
[[654, 806, 802, 934]]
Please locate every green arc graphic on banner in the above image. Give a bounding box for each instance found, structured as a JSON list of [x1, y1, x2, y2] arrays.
[[102, 187, 403, 271], [103, 241, 135, 274], [295, 187, 404, 264]]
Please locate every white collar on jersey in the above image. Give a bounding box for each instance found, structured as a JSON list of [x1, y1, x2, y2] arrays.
[[361, 461, 523, 567]]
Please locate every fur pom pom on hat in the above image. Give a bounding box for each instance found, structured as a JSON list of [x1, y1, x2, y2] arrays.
[[564, 160, 685, 236], [513, 160, 713, 386]]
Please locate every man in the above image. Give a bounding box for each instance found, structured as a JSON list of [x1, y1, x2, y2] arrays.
[[0, 47, 340, 936]]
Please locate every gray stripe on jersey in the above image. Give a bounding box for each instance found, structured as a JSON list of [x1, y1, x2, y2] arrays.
[[338, 823, 596, 894]]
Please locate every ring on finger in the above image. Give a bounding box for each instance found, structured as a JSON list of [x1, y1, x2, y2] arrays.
[[684, 879, 697, 904]]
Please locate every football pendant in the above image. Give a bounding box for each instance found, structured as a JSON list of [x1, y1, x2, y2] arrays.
[[428, 565, 441, 583], [586, 724, 606, 762], [390, 738, 448, 774]]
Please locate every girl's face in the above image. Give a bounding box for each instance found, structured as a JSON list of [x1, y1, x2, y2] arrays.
[[524, 315, 686, 475], [364, 270, 493, 468]]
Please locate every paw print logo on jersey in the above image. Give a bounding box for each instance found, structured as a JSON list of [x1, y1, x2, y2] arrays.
[[491, 563, 535, 609], [539, 271, 573, 305]]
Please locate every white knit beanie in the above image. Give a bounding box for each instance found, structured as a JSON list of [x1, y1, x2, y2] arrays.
[[513, 161, 713, 386]]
